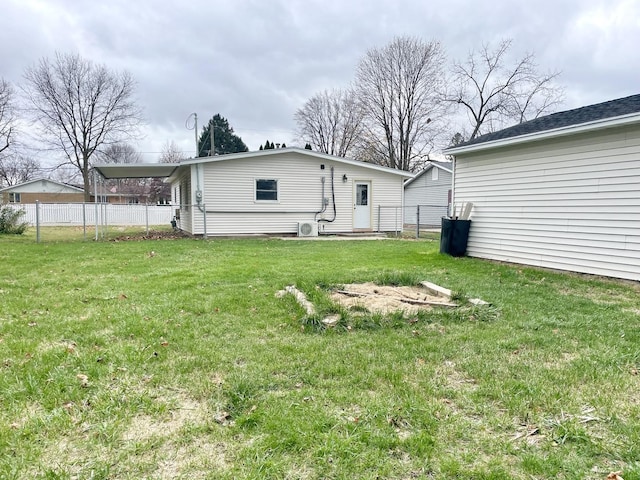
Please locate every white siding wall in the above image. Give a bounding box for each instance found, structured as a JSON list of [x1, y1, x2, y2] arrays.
[[454, 124, 640, 281], [7, 180, 81, 194], [404, 168, 452, 226], [184, 152, 405, 235]]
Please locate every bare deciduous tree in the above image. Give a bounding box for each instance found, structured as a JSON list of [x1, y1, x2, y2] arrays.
[[355, 36, 448, 171], [0, 78, 16, 155], [449, 39, 564, 140], [159, 140, 185, 163], [294, 89, 364, 157], [97, 143, 143, 165], [0, 155, 41, 187], [22, 52, 143, 201], [94, 142, 154, 202]]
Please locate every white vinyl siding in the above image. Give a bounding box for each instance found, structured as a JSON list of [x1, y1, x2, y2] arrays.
[[180, 152, 406, 236], [453, 123, 640, 281], [404, 167, 452, 226], [4, 179, 82, 194]]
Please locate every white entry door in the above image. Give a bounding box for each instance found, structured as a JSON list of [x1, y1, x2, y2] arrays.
[[354, 181, 371, 229]]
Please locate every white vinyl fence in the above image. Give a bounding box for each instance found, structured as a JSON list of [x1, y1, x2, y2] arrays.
[[16, 203, 174, 227]]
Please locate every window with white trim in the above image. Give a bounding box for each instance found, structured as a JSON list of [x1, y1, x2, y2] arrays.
[[256, 179, 278, 201], [9, 193, 21, 203]]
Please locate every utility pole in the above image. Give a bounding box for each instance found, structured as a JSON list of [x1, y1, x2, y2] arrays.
[[193, 113, 198, 157], [209, 118, 215, 156], [185, 113, 198, 157]]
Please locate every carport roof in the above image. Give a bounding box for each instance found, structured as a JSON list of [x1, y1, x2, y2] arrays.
[[94, 163, 180, 179]]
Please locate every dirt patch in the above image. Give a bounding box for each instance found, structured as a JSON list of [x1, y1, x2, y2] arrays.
[[330, 282, 455, 315], [122, 392, 208, 442], [110, 229, 192, 242]]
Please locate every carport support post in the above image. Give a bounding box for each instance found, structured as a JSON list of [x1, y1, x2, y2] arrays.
[[94, 169, 99, 241], [416, 205, 420, 239], [35, 200, 40, 243], [103, 203, 108, 240], [377, 205, 381, 232]]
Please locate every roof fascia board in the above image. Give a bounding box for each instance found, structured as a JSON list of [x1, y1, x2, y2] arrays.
[[180, 148, 414, 177]]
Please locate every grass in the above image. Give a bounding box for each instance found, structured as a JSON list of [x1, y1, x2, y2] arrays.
[[10, 225, 176, 243], [1, 231, 640, 479]]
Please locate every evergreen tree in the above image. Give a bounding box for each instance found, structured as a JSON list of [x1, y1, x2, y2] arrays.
[[281, 143, 286, 148], [305, 143, 312, 150], [197, 114, 248, 156]]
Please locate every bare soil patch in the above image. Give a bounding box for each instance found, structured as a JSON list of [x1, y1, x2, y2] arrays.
[[330, 282, 455, 315], [110, 229, 192, 242]]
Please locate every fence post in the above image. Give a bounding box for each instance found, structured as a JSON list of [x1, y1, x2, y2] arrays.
[[145, 203, 149, 235], [416, 205, 420, 239], [94, 202, 99, 241], [35, 200, 41, 243], [82, 203, 86, 241]]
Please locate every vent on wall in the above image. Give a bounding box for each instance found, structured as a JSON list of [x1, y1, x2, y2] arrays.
[[297, 221, 318, 237]]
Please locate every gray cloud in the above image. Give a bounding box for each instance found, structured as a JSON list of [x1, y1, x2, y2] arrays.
[[2, 0, 638, 162]]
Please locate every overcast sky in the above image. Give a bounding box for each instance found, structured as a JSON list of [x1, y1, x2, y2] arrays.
[[2, 0, 639, 163]]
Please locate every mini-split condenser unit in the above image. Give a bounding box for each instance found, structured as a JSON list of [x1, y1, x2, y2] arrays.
[[297, 221, 318, 237]]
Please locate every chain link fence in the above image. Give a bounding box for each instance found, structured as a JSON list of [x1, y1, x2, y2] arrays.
[[3, 202, 174, 242]]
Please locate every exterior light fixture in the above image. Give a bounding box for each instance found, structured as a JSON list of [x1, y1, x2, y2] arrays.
[[342, 174, 348, 182]]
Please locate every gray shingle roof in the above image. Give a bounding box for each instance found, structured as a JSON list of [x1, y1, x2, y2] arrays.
[[456, 93, 640, 148]]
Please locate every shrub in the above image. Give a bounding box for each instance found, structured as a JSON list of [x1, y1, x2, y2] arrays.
[[0, 205, 28, 234]]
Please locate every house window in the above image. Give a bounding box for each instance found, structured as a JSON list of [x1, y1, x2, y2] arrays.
[[9, 193, 21, 203], [181, 178, 191, 210], [431, 168, 439, 181], [256, 179, 278, 201]]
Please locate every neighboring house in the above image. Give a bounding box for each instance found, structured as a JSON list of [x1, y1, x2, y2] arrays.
[[404, 161, 452, 227], [95, 148, 413, 236], [0, 178, 84, 204], [445, 94, 640, 281]]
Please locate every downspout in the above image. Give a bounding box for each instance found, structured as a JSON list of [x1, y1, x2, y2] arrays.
[[450, 155, 456, 218]]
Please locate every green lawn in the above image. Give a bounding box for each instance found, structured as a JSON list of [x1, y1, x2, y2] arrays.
[[1, 233, 639, 479]]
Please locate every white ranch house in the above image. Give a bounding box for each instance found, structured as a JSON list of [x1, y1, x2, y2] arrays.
[[445, 94, 640, 282], [96, 148, 412, 236]]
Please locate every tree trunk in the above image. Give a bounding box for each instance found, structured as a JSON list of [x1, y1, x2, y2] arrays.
[[83, 156, 91, 202]]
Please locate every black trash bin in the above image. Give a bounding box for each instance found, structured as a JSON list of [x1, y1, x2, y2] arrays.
[[440, 217, 471, 257]]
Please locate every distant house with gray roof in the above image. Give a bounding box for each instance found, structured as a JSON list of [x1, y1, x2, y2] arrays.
[[404, 161, 452, 227], [444, 94, 640, 281]]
